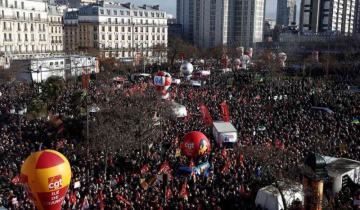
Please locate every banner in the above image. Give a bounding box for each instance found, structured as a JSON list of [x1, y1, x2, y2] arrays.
[[199, 103, 212, 126], [87, 74, 90, 87], [82, 73, 86, 89], [135, 53, 140, 66], [220, 101, 230, 122]]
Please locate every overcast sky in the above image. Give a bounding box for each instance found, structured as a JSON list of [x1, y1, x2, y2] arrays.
[[127, 0, 302, 21]]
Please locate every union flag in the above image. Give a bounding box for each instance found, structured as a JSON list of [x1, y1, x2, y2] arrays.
[[166, 187, 173, 200]]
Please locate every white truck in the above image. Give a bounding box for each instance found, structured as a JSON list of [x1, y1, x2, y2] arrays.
[[213, 121, 238, 147]]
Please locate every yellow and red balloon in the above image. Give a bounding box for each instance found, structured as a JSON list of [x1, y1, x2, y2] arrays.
[[20, 150, 71, 210]]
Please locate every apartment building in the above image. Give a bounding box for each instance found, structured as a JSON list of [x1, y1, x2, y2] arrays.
[[0, 0, 64, 60], [276, 0, 296, 26], [177, 0, 265, 49], [63, 2, 168, 60], [299, 0, 356, 34]]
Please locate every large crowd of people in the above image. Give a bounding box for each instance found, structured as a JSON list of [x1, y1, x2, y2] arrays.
[[0, 68, 360, 210]]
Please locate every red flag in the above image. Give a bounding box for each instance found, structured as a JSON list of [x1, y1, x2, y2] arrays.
[[279, 169, 283, 179], [243, 99, 246, 104], [179, 182, 187, 198], [222, 147, 227, 157], [197, 203, 203, 210], [221, 164, 229, 174], [109, 156, 114, 166], [241, 89, 245, 94], [256, 95, 260, 100], [281, 142, 285, 150], [189, 158, 195, 169], [141, 164, 150, 177], [241, 183, 245, 194], [70, 191, 76, 205], [187, 110, 190, 119], [98, 189, 104, 210], [12, 174, 20, 185], [166, 187, 173, 200], [226, 155, 231, 167], [116, 195, 132, 206], [239, 154, 244, 167], [158, 162, 171, 174], [199, 103, 213, 126], [220, 101, 230, 122], [184, 116, 188, 123], [180, 201, 184, 210], [276, 140, 280, 148], [191, 170, 196, 182], [189, 93, 193, 100], [266, 141, 271, 149], [174, 135, 179, 145]]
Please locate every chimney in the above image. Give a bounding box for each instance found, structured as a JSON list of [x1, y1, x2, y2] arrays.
[[152, 5, 160, 10], [121, 2, 133, 9]]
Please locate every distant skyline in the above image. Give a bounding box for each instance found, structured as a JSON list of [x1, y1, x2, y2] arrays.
[[126, 0, 302, 22]]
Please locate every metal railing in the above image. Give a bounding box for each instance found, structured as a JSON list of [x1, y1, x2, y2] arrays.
[[0, 16, 58, 22]]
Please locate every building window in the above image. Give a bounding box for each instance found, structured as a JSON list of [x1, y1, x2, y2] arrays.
[[109, 26, 111, 32], [122, 35, 124, 40], [107, 9, 110, 15], [102, 35, 105, 40], [94, 34, 97, 40], [14, 1, 17, 8], [128, 27, 131, 32], [102, 26, 105, 31], [115, 26, 118, 32], [94, 26, 97, 31], [100, 9, 104, 15], [115, 35, 118, 40], [21, 2, 24, 9]]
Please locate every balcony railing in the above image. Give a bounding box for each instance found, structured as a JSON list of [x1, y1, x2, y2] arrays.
[[4, 39, 13, 42], [0, 16, 57, 22]]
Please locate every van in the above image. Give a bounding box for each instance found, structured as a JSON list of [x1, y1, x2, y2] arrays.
[[176, 162, 210, 178]]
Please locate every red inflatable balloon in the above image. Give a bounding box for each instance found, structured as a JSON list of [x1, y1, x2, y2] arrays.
[[181, 131, 211, 158]]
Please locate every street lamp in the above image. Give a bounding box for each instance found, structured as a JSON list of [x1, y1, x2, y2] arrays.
[[11, 105, 25, 142]]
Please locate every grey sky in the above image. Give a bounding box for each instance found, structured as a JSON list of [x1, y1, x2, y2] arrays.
[[126, 0, 302, 21]]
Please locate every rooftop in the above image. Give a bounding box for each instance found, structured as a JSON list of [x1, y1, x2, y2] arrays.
[[322, 156, 360, 177]]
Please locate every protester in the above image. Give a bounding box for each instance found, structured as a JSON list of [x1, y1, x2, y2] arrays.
[[0, 70, 360, 210]]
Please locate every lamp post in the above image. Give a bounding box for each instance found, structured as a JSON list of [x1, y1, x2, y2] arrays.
[[11, 105, 25, 142]]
